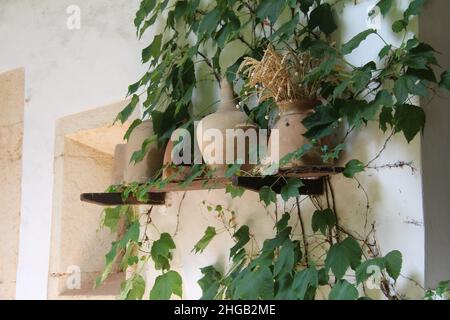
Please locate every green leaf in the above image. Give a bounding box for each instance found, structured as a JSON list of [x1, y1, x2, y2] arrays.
[[325, 237, 362, 279], [309, 3, 337, 35], [115, 94, 139, 124], [384, 250, 402, 281], [121, 275, 146, 300], [270, 13, 300, 42], [376, 0, 394, 16], [281, 178, 304, 202], [291, 267, 319, 300], [379, 106, 394, 132], [404, 0, 426, 20], [142, 34, 162, 63], [192, 227, 217, 254], [233, 266, 274, 299], [151, 233, 176, 270], [230, 226, 250, 258], [198, 266, 222, 300], [259, 186, 277, 206], [256, 0, 287, 24], [103, 207, 121, 232], [342, 29, 376, 55], [198, 8, 221, 36], [312, 209, 336, 235], [379, 44, 392, 59], [343, 159, 365, 178], [355, 258, 385, 284], [394, 104, 425, 143], [124, 119, 142, 141], [329, 280, 359, 300], [225, 184, 245, 198], [392, 19, 407, 33], [299, 0, 315, 14], [150, 270, 182, 300], [273, 239, 297, 277], [440, 70, 450, 90]]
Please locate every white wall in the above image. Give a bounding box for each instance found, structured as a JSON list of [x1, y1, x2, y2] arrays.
[[0, 0, 428, 299]]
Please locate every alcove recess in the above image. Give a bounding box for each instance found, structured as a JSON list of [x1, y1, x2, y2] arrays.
[[48, 100, 134, 299]]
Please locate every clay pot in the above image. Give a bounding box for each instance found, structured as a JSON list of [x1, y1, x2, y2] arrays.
[[196, 79, 248, 177], [233, 123, 260, 174], [269, 99, 322, 169], [124, 119, 164, 183], [162, 140, 192, 181], [110, 144, 127, 185]]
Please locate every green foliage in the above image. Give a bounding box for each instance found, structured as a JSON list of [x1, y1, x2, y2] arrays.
[[342, 29, 376, 55], [325, 237, 362, 279], [280, 178, 304, 202], [329, 280, 358, 300], [312, 209, 336, 235], [343, 159, 365, 178], [230, 226, 250, 258], [259, 186, 277, 207], [192, 227, 217, 254], [121, 275, 146, 300], [198, 266, 222, 300], [151, 233, 176, 270], [150, 270, 183, 300]]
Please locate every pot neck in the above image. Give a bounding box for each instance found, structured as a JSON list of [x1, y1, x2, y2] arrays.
[[217, 79, 237, 113]]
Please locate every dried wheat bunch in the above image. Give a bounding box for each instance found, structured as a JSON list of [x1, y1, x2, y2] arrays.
[[238, 44, 323, 102]]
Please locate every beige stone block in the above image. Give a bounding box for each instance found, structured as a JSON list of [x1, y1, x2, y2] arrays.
[[0, 68, 24, 299]]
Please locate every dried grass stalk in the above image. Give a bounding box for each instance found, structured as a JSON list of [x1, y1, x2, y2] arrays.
[[238, 44, 322, 102]]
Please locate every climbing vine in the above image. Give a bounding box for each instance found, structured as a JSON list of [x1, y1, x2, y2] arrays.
[[96, 0, 450, 300]]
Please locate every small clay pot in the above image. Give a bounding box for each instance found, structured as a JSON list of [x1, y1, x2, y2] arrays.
[[269, 99, 322, 169], [233, 123, 260, 175], [123, 119, 164, 183], [162, 140, 192, 181]]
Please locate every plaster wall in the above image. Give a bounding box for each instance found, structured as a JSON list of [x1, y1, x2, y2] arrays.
[[0, 0, 432, 299]]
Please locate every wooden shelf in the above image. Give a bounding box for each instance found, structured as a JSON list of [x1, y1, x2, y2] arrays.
[[80, 166, 344, 206]]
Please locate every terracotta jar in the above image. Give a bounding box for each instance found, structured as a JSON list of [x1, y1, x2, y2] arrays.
[[162, 140, 192, 181], [124, 119, 164, 183], [196, 79, 247, 177], [269, 99, 322, 169], [233, 123, 260, 175], [110, 144, 127, 185]]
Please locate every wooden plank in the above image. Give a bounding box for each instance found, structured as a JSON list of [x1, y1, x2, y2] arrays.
[[280, 165, 344, 178], [232, 176, 324, 195], [80, 192, 166, 206], [147, 177, 230, 193]]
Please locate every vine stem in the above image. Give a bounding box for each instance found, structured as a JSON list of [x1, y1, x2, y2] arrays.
[[296, 197, 309, 267]]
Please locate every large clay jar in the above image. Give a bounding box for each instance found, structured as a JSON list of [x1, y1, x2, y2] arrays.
[[269, 99, 322, 169], [124, 119, 164, 183], [196, 79, 247, 177], [110, 144, 127, 185]]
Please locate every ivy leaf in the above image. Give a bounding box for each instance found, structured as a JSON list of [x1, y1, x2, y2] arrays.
[[342, 29, 376, 55], [364, 90, 393, 121], [440, 70, 450, 90], [259, 186, 277, 207], [121, 275, 146, 300], [198, 8, 221, 36], [291, 267, 319, 300], [325, 237, 362, 279], [225, 184, 245, 198], [376, 0, 394, 17], [198, 266, 222, 300], [192, 227, 217, 254], [392, 19, 407, 33], [142, 34, 162, 63], [404, 0, 426, 20], [256, 0, 287, 24], [385, 250, 402, 281], [312, 209, 336, 235], [379, 44, 392, 59], [329, 280, 359, 300], [281, 178, 304, 202], [115, 94, 139, 124], [230, 226, 250, 258], [151, 233, 176, 270], [355, 258, 385, 284], [233, 266, 274, 299], [150, 270, 183, 300], [394, 104, 425, 143], [379, 107, 394, 132], [309, 3, 337, 35], [103, 207, 121, 232], [343, 159, 365, 178], [273, 239, 297, 277]]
